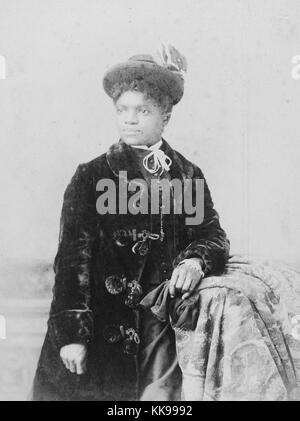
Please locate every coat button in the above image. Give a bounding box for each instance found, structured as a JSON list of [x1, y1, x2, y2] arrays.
[[105, 274, 127, 295]]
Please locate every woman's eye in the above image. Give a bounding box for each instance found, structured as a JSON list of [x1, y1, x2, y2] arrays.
[[141, 109, 150, 115], [116, 108, 123, 114]]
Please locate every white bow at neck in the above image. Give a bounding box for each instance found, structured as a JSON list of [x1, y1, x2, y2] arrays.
[[131, 139, 172, 175]]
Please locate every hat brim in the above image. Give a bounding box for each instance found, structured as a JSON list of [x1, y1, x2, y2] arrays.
[[103, 61, 184, 105]]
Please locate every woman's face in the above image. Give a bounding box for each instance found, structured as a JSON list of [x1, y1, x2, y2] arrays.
[[114, 90, 170, 146]]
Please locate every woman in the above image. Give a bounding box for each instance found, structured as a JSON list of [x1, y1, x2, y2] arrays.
[[32, 45, 230, 400]]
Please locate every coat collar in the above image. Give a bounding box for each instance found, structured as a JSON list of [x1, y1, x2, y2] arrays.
[[106, 138, 194, 182]]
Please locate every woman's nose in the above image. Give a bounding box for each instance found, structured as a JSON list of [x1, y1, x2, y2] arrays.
[[125, 111, 139, 124]]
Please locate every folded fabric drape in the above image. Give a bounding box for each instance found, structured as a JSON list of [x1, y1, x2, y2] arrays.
[[140, 255, 300, 401]]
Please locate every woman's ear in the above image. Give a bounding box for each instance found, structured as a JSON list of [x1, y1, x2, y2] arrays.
[[162, 112, 172, 127]]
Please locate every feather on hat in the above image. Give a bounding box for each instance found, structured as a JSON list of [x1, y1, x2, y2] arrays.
[[103, 44, 187, 105]]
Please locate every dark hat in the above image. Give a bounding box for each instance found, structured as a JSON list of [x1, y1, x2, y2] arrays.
[[103, 44, 187, 106]]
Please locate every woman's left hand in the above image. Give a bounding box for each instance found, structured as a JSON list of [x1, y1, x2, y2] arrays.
[[169, 257, 205, 300]]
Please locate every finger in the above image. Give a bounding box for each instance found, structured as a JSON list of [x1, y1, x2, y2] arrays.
[[190, 276, 202, 292], [174, 266, 188, 293], [62, 357, 70, 371], [182, 291, 193, 300], [181, 272, 193, 294], [169, 268, 179, 298], [76, 358, 86, 375], [182, 278, 201, 300], [76, 361, 84, 375], [68, 360, 76, 373]]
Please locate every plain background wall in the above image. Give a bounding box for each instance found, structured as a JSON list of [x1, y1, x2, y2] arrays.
[[1, 0, 300, 268]]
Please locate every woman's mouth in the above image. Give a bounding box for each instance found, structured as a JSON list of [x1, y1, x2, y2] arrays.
[[123, 129, 142, 135]]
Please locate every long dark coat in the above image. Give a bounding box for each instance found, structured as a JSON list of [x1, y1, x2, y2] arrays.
[[32, 138, 230, 401]]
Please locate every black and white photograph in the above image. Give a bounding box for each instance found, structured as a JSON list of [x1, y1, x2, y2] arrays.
[[0, 0, 300, 402]]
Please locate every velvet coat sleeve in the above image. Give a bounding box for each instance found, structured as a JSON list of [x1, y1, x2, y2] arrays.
[[47, 164, 98, 351], [173, 166, 230, 276]]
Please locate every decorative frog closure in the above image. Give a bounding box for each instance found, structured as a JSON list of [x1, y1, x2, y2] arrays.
[[112, 227, 161, 256], [131, 230, 160, 256], [105, 275, 143, 309], [102, 324, 140, 355]]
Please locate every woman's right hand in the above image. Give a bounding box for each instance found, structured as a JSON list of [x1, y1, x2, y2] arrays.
[[60, 343, 87, 375]]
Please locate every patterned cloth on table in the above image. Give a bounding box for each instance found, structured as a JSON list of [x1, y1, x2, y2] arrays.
[[140, 255, 300, 401]]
